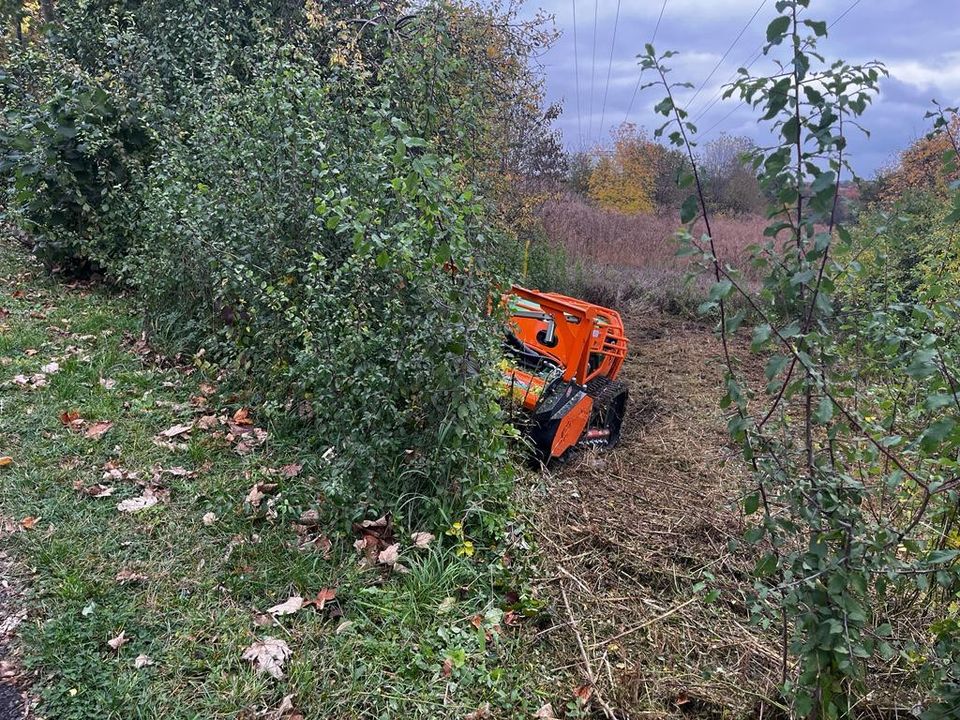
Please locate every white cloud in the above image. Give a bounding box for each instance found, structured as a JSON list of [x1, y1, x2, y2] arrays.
[[886, 53, 960, 93]]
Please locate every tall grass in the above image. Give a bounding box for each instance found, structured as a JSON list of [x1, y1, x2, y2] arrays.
[[536, 193, 769, 313], [540, 193, 768, 277]]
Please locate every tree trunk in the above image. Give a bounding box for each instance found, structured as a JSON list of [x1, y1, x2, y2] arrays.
[[39, 0, 56, 24]]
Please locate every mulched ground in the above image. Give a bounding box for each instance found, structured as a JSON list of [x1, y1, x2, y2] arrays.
[[0, 550, 26, 720], [532, 302, 785, 719]]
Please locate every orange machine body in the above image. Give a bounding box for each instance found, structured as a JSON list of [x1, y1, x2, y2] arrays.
[[501, 285, 629, 460]]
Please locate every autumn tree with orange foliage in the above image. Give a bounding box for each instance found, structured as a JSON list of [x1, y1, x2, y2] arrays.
[[879, 113, 960, 202], [587, 124, 657, 214]]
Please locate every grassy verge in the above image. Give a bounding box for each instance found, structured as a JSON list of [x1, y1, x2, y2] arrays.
[[0, 237, 557, 719]]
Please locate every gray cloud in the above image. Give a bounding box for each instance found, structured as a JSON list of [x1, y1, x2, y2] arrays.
[[520, 0, 960, 175]]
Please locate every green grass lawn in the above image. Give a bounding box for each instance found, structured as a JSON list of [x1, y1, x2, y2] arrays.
[[0, 238, 560, 719]]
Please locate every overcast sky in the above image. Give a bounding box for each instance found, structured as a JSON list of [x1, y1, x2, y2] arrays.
[[520, 0, 960, 176]]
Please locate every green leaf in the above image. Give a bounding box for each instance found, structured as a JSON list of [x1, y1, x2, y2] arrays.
[[803, 19, 828, 36], [709, 279, 733, 302], [680, 194, 699, 224], [921, 417, 956, 452], [744, 493, 760, 515], [753, 553, 778, 577], [766, 16, 791, 42], [814, 396, 834, 424], [905, 348, 937, 379]]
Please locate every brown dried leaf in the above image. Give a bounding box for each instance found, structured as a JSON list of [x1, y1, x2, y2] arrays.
[[196, 414, 219, 430], [242, 636, 291, 679], [245, 482, 277, 509], [296, 509, 320, 527], [159, 423, 192, 438], [266, 596, 304, 617], [107, 631, 128, 650], [85, 420, 114, 440], [20, 516, 38, 530], [115, 569, 148, 584], [133, 653, 154, 669], [303, 588, 336, 610], [280, 463, 302, 478], [410, 531, 435, 549], [465, 704, 491, 720], [117, 488, 160, 513], [232, 407, 253, 426], [378, 543, 400, 566], [59, 410, 82, 426]]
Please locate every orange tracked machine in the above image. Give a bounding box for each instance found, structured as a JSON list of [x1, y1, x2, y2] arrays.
[[501, 286, 629, 462]]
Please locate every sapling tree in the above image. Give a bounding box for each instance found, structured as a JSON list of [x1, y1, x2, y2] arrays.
[[642, 1, 960, 716]]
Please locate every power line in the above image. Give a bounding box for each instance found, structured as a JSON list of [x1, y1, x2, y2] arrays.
[[697, 0, 866, 140], [686, 0, 768, 110], [597, 0, 623, 146], [692, 47, 763, 124], [623, 0, 667, 126], [571, 0, 583, 148], [587, 0, 599, 144]]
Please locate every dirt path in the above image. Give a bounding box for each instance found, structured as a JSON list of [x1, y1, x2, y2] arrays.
[[534, 304, 782, 719]]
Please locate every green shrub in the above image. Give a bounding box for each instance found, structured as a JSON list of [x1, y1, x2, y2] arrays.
[[127, 54, 512, 523]]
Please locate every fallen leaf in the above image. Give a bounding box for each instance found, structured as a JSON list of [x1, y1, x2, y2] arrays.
[[242, 636, 291, 679], [303, 588, 336, 610], [163, 466, 194, 477], [280, 463, 302, 478], [378, 543, 400, 566], [267, 596, 304, 617], [232, 407, 253, 426], [40, 361, 59, 374], [199, 382, 216, 396], [465, 704, 491, 720], [107, 631, 129, 650], [159, 423, 192, 438], [296, 509, 320, 527], [117, 488, 160, 513], [533, 703, 556, 719], [245, 482, 277, 509], [115, 569, 148, 584], [133, 654, 153, 669], [20, 516, 38, 530], [442, 657, 453, 677], [81, 483, 114, 498], [59, 410, 82, 426], [202, 512, 217, 526], [0, 456, 11, 468], [85, 420, 114, 440], [196, 414, 219, 430], [99, 377, 117, 390], [335, 620, 354, 635], [574, 683, 593, 702], [410, 531, 435, 548]]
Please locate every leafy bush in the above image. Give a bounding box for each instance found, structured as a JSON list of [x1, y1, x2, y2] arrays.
[[123, 45, 514, 521], [839, 192, 960, 308]]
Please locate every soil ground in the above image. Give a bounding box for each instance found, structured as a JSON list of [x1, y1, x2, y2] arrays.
[[534, 302, 785, 718]]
